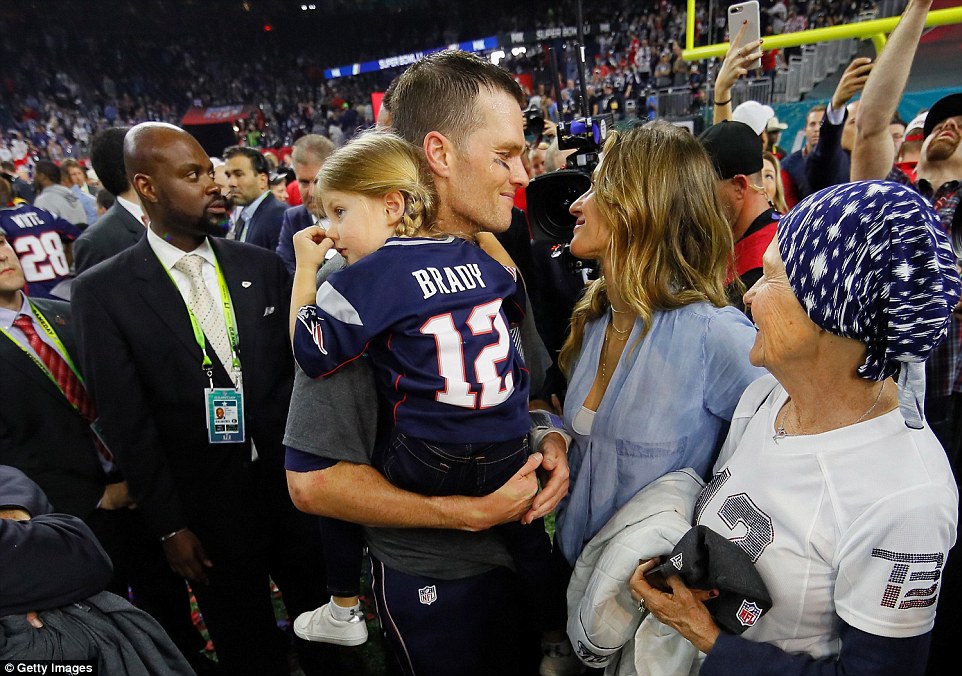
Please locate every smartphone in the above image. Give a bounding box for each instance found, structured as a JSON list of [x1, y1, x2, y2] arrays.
[[728, 1, 762, 71]]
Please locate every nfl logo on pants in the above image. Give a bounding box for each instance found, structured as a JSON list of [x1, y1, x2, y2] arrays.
[[418, 585, 437, 606]]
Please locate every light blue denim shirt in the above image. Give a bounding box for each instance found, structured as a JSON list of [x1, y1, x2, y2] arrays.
[[556, 301, 766, 564]]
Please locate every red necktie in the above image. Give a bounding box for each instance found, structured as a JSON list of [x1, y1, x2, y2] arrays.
[[13, 313, 114, 464]]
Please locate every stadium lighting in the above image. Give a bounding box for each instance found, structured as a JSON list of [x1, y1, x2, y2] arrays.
[[511, 46, 526, 56], [490, 50, 506, 66]]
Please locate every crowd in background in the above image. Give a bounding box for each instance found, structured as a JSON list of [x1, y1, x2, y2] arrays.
[[0, 1, 881, 173]]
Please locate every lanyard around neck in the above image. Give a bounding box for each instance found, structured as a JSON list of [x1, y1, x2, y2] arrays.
[[0, 302, 86, 392], [163, 253, 241, 374]]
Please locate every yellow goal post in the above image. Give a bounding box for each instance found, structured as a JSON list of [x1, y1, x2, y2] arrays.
[[683, 1, 962, 59]]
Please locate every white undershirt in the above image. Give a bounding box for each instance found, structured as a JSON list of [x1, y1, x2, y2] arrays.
[[572, 406, 596, 436]]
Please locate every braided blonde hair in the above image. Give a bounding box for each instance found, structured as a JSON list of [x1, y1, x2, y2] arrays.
[[312, 130, 439, 237]]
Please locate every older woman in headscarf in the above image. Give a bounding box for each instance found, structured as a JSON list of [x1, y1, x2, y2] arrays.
[[629, 180, 961, 675]]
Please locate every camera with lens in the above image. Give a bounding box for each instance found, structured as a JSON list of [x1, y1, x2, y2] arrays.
[[527, 112, 614, 245], [524, 105, 546, 142]]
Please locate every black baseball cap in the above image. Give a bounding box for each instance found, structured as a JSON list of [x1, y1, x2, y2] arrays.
[[923, 92, 962, 139], [698, 121, 764, 180], [649, 525, 773, 635]]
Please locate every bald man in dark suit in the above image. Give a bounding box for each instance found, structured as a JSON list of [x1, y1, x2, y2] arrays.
[[0, 228, 208, 670], [73, 123, 330, 676]]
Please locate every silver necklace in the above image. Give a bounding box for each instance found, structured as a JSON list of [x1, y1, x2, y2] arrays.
[[773, 381, 886, 442]]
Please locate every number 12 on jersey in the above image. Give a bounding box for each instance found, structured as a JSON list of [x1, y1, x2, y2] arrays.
[[420, 298, 514, 410]]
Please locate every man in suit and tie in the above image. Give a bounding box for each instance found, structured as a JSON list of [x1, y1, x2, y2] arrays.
[[0, 227, 208, 671], [224, 146, 287, 252], [0, 228, 119, 518], [73, 127, 148, 275], [73, 122, 329, 676], [275, 134, 334, 274]]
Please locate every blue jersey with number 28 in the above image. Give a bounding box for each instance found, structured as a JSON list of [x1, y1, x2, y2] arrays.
[[0, 204, 81, 299]]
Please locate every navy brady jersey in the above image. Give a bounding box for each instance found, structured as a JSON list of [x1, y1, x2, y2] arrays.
[[0, 204, 81, 298], [294, 236, 530, 443]]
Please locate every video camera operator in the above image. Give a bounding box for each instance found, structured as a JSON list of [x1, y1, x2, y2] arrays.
[[524, 111, 612, 406]]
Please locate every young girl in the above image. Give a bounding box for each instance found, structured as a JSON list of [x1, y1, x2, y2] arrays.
[[289, 131, 555, 648]]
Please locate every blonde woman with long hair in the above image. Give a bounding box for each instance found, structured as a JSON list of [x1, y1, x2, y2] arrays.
[[554, 121, 766, 566]]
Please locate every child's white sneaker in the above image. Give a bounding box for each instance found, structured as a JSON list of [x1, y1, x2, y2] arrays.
[[293, 602, 368, 646]]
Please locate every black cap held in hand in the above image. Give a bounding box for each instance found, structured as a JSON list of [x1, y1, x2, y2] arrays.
[[651, 525, 772, 635], [698, 121, 764, 180]]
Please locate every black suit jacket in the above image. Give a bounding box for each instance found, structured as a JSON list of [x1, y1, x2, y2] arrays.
[[0, 299, 108, 517], [242, 192, 287, 253], [72, 236, 294, 550], [806, 108, 852, 195], [73, 202, 145, 275], [276, 204, 314, 275]]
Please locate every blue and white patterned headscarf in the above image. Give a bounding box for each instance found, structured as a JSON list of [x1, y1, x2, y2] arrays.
[[777, 181, 962, 428]]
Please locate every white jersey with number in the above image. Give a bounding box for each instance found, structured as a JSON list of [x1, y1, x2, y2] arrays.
[[694, 375, 958, 659]]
